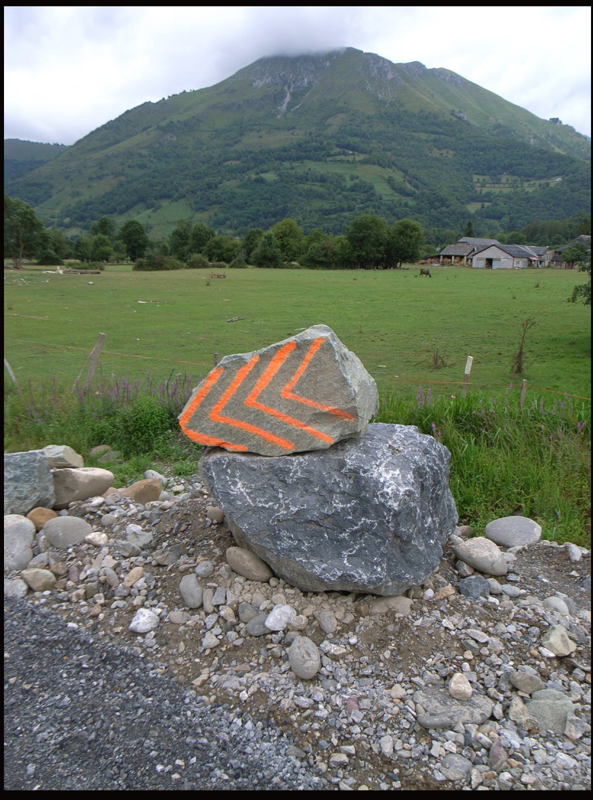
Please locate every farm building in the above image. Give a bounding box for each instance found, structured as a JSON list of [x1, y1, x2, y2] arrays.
[[438, 237, 500, 265], [549, 235, 591, 268], [471, 244, 543, 269]]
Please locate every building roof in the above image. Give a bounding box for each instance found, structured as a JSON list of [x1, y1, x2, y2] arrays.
[[525, 245, 548, 255], [556, 234, 591, 253], [457, 237, 500, 246], [439, 243, 474, 257], [472, 243, 540, 260]]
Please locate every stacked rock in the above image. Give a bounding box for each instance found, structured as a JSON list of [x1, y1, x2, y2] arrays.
[[180, 324, 458, 596]]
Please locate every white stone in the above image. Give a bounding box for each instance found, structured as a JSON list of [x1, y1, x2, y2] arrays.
[[265, 604, 296, 631], [449, 672, 473, 701], [380, 735, 394, 757], [288, 636, 321, 680], [566, 543, 582, 563], [85, 531, 109, 547], [4, 514, 36, 570], [485, 516, 541, 548], [129, 608, 160, 633]]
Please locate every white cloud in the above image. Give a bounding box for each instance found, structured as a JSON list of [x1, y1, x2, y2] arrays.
[[4, 6, 591, 144]]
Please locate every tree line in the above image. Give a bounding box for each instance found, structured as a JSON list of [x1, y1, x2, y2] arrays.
[[4, 193, 425, 270]]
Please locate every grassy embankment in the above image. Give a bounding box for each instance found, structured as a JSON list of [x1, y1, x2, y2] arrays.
[[4, 264, 591, 546]]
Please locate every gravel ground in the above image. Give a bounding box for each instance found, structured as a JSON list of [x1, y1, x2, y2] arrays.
[[4, 597, 325, 791], [4, 467, 591, 791]]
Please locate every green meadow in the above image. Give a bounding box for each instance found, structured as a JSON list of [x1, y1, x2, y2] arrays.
[[4, 264, 591, 399], [4, 264, 590, 546]]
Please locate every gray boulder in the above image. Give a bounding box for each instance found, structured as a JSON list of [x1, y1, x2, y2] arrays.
[[4, 514, 36, 570], [199, 423, 458, 595], [42, 516, 92, 549], [485, 516, 541, 548], [525, 689, 574, 734], [52, 467, 114, 509], [42, 445, 84, 469], [179, 324, 379, 456], [4, 451, 56, 515]]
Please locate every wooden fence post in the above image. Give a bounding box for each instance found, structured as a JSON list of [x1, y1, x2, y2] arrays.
[[4, 358, 18, 385], [461, 356, 473, 398], [82, 333, 106, 393], [519, 379, 528, 408]]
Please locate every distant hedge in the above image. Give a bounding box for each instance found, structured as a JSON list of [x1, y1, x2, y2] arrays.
[[186, 253, 210, 269], [133, 256, 185, 271]]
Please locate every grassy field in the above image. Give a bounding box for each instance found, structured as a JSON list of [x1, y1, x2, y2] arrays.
[[4, 262, 590, 546], [4, 264, 590, 401]]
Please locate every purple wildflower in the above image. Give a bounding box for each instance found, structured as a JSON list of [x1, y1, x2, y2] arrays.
[[416, 386, 424, 408]]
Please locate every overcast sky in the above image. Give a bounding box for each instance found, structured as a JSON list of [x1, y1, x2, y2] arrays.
[[4, 6, 591, 146]]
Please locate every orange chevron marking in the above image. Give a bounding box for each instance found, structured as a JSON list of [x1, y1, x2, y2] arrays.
[[178, 366, 248, 451], [244, 341, 333, 443], [281, 337, 355, 420], [210, 355, 295, 450]]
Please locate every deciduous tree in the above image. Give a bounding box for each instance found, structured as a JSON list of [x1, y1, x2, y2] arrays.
[[117, 219, 149, 260], [386, 218, 424, 267], [4, 194, 46, 269]]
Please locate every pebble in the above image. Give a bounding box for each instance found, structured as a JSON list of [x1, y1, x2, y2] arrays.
[[458, 575, 491, 598], [226, 547, 273, 582], [449, 673, 473, 701], [541, 625, 578, 657], [451, 537, 508, 576], [5, 475, 591, 793], [129, 608, 159, 633], [194, 560, 214, 578], [265, 605, 296, 631], [288, 636, 321, 679], [179, 574, 204, 609]]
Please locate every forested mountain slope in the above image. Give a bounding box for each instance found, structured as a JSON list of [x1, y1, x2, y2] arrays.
[[5, 48, 590, 238]]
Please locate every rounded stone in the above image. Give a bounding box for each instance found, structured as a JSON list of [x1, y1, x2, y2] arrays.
[[206, 506, 224, 524], [238, 603, 259, 623], [501, 584, 522, 598], [314, 610, 337, 634], [288, 636, 321, 680], [52, 467, 115, 509], [144, 469, 166, 485], [4, 514, 36, 570], [194, 560, 214, 578], [226, 546, 273, 582], [245, 612, 270, 637], [100, 513, 117, 527], [543, 596, 570, 616], [485, 516, 542, 548], [4, 578, 29, 599], [451, 537, 507, 576], [449, 672, 473, 701], [26, 507, 58, 532], [179, 574, 203, 609], [129, 608, 160, 633], [42, 515, 92, 549], [21, 568, 57, 592], [509, 671, 545, 694], [123, 566, 144, 587]]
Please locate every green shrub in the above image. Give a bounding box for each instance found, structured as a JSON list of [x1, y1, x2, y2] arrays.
[[228, 257, 247, 269], [186, 253, 209, 269], [210, 260, 227, 270], [36, 250, 63, 266], [133, 256, 185, 271], [119, 395, 171, 452]]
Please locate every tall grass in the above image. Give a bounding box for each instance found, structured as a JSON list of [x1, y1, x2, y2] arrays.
[[4, 371, 203, 486], [375, 387, 590, 547], [4, 374, 590, 547]]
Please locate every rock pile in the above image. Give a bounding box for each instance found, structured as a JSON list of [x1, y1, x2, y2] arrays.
[[186, 325, 458, 595], [3, 464, 591, 792]]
